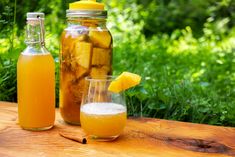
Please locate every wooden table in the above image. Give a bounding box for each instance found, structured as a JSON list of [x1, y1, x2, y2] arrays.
[[0, 101, 235, 157]]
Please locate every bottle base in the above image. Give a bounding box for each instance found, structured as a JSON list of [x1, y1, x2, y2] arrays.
[[21, 125, 54, 131]]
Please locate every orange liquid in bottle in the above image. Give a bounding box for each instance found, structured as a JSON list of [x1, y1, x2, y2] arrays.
[[17, 53, 55, 130]]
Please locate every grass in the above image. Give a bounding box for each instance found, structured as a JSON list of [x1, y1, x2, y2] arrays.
[[113, 26, 235, 126]]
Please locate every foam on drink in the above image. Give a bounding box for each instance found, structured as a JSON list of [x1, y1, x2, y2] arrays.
[[81, 102, 126, 115]]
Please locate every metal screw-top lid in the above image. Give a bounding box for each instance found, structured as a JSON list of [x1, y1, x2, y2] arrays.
[[66, 10, 107, 18], [27, 12, 44, 20]]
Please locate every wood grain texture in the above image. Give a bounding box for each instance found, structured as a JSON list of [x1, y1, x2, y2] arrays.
[[0, 101, 235, 157]]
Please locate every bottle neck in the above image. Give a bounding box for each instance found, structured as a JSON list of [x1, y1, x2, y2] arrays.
[[25, 18, 45, 47]]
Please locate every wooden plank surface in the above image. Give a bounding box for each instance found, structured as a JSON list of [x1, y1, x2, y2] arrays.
[[0, 101, 235, 157]]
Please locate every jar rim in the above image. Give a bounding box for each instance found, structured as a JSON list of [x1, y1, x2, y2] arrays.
[[66, 10, 107, 18]]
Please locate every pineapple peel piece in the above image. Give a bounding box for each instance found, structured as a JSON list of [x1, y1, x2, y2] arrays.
[[89, 29, 111, 48], [74, 42, 92, 69], [108, 72, 141, 93]]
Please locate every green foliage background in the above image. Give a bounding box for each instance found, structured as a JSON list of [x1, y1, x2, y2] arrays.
[[0, 0, 235, 126]]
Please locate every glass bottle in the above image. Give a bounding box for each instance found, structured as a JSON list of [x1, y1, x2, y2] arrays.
[[17, 12, 55, 131], [60, 0, 113, 125]]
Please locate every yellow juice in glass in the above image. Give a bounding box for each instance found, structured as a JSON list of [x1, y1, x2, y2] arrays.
[[17, 53, 55, 130], [80, 102, 127, 138]]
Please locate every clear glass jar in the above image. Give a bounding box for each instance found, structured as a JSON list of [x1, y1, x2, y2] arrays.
[[60, 0, 113, 125]]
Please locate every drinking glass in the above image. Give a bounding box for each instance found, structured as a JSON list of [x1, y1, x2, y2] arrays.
[[80, 76, 127, 141]]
